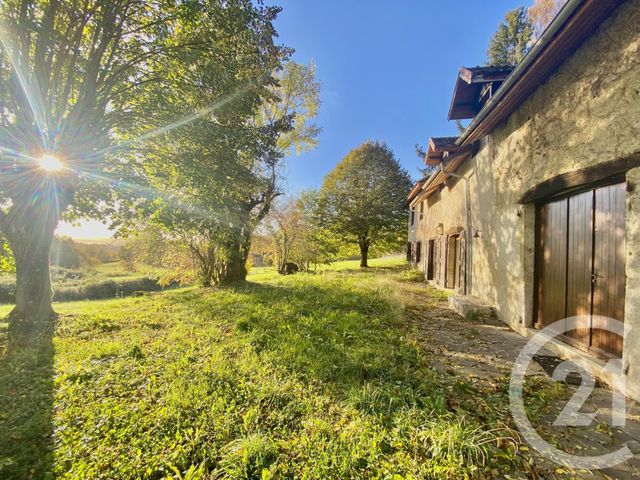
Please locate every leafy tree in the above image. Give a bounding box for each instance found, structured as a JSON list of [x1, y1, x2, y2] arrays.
[[0, 0, 204, 328], [318, 142, 412, 268], [263, 191, 337, 273], [120, 59, 320, 286], [50, 237, 81, 269], [266, 197, 302, 275], [291, 190, 338, 269], [0, 237, 15, 274], [487, 7, 533, 66], [220, 61, 321, 282], [119, 224, 168, 271], [529, 0, 565, 40]]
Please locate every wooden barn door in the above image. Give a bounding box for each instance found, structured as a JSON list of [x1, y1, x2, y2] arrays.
[[537, 197, 568, 329], [565, 190, 594, 346], [445, 235, 458, 289], [591, 183, 626, 356], [434, 236, 447, 287], [426, 239, 435, 280], [536, 182, 626, 357], [457, 231, 466, 294]]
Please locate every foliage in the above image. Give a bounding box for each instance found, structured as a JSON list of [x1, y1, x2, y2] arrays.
[[73, 241, 120, 266], [50, 237, 82, 269], [0, 237, 15, 274], [265, 196, 302, 274], [529, 0, 566, 40], [117, 58, 320, 286], [264, 191, 336, 274], [0, 0, 296, 320], [256, 61, 322, 157], [119, 224, 169, 272], [100, 2, 293, 289], [487, 7, 533, 66], [0, 0, 183, 319], [0, 262, 528, 479], [317, 142, 413, 267], [290, 190, 339, 268]]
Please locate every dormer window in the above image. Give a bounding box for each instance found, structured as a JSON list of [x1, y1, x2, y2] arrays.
[[448, 66, 513, 121]]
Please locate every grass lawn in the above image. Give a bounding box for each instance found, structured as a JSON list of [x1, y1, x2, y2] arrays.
[[1, 258, 544, 479]]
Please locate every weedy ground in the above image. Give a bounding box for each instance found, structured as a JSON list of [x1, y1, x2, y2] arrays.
[[0, 257, 632, 479]]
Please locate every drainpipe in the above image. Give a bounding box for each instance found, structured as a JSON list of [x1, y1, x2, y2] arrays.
[[439, 161, 472, 295], [457, 0, 585, 146]]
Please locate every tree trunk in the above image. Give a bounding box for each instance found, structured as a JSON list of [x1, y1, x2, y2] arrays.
[[2, 167, 76, 342], [8, 225, 56, 337], [220, 231, 250, 284], [359, 239, 369, 268]]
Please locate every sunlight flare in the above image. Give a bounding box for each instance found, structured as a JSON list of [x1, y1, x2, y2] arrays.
[[38, 154, 64, 172]]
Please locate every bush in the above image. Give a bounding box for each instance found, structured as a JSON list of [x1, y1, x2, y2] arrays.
[[0, 276, 15, 303], [53, 277, 172, 302], [0, 268, 179, 304]]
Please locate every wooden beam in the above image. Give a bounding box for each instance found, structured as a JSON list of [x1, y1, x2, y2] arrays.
[[519, 154, 640, 203]]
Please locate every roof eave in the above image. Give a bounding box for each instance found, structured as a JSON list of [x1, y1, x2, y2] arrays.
[[457, 0, 625, 147]]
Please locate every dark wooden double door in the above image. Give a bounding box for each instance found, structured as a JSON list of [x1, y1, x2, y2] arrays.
[[429, 232, 466, 294], [537, 183, 626, 357]]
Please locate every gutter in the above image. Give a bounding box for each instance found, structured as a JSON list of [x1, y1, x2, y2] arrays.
[[457, 0, 585, 146]]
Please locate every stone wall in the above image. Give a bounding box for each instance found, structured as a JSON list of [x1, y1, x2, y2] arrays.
[[409, 162, 469, 273], [624, 166, 640, 400], [467, 0, 640, 334]]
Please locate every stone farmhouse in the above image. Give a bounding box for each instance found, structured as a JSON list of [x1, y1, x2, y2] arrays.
[[406, 0, 640, 397]]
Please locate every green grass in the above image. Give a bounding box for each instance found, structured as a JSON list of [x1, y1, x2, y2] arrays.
[[93, 261, 166, 280], [247, 255, 406, 282], [0, 259, 529, 479]]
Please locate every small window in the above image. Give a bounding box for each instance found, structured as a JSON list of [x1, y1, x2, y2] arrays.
[[416, 242, 422, 263], [406, 242, 412, 262], [410, 210, 415, 226], [419, 201, 424, 220]]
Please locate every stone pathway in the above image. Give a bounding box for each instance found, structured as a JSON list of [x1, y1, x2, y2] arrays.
[[393, 277, 640, 479]]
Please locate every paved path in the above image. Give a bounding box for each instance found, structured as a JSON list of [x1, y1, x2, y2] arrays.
[[394, 277, 640, 479]]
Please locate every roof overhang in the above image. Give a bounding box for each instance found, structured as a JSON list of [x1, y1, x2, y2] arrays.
[[411, 146, 473, 206], [425, 136, 461, 165], [458, 0, 625, 146], [448, 67, 512, 121], [406, 178, 427, 206]]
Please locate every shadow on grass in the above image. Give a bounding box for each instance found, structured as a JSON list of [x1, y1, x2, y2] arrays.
[[0, 322, 55, 480], [169, 275, 445, 416]]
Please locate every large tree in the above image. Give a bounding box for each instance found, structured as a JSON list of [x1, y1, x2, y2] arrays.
[[221, 60, 321, 282], [0, 1, 202, 328], [0, 0, 290, 327], [120, 60, 320, 286], [487, 7, 533, 66], [318, 142, 412, 268]]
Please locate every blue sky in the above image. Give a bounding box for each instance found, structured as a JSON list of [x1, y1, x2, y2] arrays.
[[275, 0, 526, 190], [60, 1, 526, 238]]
